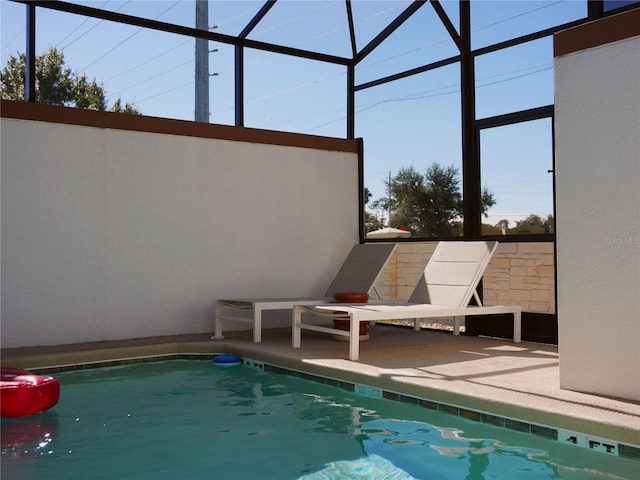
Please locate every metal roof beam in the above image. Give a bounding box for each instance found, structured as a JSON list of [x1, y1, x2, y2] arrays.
[[472, 18, 587, 58], [354, 55, 460, 91], [430, 0, 462, 51], [354, 0, 427, 64], [14, 0, 351, 66], [239, 0, 276, 39], [345, 0, 358, 60]]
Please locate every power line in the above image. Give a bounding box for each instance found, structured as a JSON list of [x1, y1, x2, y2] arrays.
[[255, 104, 346, 131], [229, 61, 551, 132], [163, 1, 555, 131], [475, 65, 552, 89], [103, 1, 410, 110], [94, 0, 557, 126], [471, 0, 567, 34], [79, 1, 180, 72], [135, 80, 192, 105], [358, 0, 566, 73], [250, 1, 342, 39], [388, 63, 553, 102], [247, 69, 345, 105], [202, 4, 417, 109], [1, 14, 33, 55], [56, 0, 111, 49], [101, 5, 259, 101], [116, 59, 193, 94], [104, 38, 191, 83], [301, 63, 553, 133], [301, 1, 566, 132], [59, 1, 131, 50]]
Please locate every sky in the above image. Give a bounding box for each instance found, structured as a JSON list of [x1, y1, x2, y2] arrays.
[[1, 0, 607, 227]]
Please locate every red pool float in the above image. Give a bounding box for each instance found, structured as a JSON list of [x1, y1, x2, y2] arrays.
[[1, 368, 60, 418]]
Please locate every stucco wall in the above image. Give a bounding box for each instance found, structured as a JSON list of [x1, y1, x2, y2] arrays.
[[1, 106, 360, 348], [555, 28, 640, 400]]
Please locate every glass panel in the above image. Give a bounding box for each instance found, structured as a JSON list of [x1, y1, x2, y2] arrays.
[[60, 1, 262, 34], [440, 0, 460, 34], [356, 64, 463, 238], [243, 51, 346, 137], [26, 8, 197, 120], [0, 5, 241, 124], [475, 38, 553, 119], [245, 0, 352, 57], [63, 1, 197, 29], [1, 1, 25, 63], [206, 1, 268, 36], [350, 1, 413, 53], [471, 0, 587, 50], [356, 4, 459, 86], [480, 119, 554, 235]]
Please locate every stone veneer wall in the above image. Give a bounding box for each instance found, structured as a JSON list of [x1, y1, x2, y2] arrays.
[[374, 242, 555, 314]]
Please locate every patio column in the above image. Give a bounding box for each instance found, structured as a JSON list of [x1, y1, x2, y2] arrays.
[[460, 0, 480, 238]]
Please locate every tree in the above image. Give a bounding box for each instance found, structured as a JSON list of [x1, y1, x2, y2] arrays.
[[371, 164, 495, 237], [514, 214, 554, 234], [496, 219, 510, 231], [364, 187, 384, 232], [1, 47, 139, 114]]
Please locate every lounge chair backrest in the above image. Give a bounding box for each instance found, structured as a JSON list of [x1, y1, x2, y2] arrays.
[[408, 241, 498, 307], [324, 243, 396, 297]]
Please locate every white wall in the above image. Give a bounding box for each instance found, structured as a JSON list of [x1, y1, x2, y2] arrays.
[[555, 35, 640, 401], [1, 116, 359, 347]]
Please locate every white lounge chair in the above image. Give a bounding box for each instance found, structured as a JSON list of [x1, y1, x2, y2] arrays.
[[213, 243, 396, 343], [292, 241, 521, 361]]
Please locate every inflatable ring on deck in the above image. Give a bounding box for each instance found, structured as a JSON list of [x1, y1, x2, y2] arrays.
[[1, 368, 60, 418]]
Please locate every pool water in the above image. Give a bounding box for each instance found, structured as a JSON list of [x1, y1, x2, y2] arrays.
[[1, 360, 636, 479]]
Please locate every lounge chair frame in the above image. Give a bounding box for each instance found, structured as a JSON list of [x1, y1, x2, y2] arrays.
[[214, 243, 396, 343], [292, 241, 521, 361]]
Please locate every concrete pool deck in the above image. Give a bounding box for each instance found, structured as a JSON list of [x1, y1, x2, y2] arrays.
[[2, 325, 639, 454]]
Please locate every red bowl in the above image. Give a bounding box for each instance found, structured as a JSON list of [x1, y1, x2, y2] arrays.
[[333, 292, 369, 303]]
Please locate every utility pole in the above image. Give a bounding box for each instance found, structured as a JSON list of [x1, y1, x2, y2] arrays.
[[194, 0, 209, 122]]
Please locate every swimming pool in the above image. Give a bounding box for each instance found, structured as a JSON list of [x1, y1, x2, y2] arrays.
[[1, 360, 637, 479]]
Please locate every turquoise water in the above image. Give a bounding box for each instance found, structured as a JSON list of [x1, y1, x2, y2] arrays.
[[1, 360, 636, 479]]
